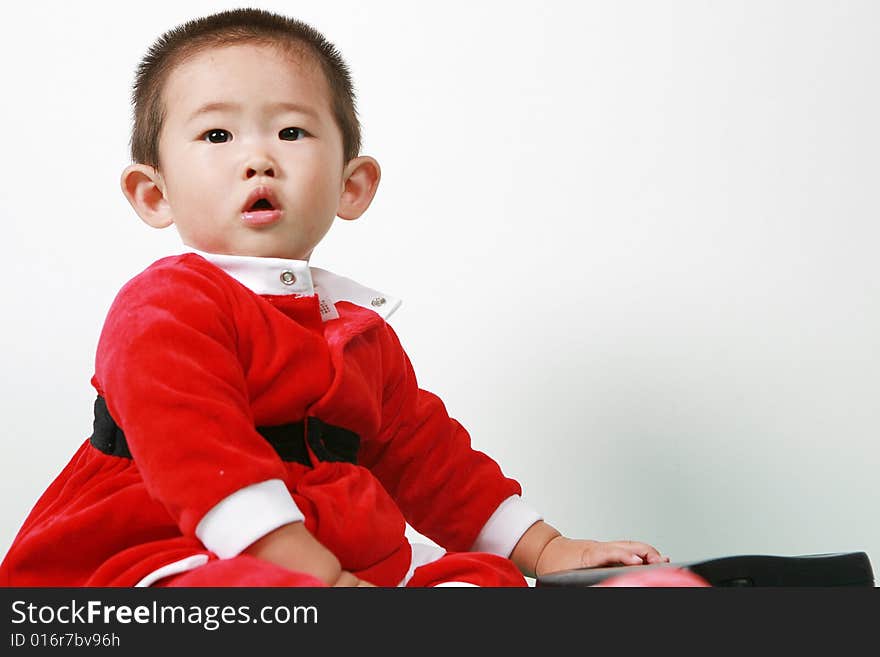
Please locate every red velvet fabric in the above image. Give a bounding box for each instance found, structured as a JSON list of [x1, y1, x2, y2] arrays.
[[153, 552, 526, 588], [155, 555, 325, 587], [0, 255, 522, 587], [406, 552, 527, 588]]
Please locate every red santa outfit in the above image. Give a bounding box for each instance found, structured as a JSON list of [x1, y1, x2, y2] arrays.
[[0, 251, 539, 587]]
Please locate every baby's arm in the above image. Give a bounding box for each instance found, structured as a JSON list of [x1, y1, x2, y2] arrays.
[[364, 324, 668, 577], [359, 325, 524, 553], [243, 522, 372, 587], [511, 520, 669, 577]]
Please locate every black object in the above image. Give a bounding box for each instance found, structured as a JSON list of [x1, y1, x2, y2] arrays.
[[89, 395, 360, 466], [536, 551, 874, 587]]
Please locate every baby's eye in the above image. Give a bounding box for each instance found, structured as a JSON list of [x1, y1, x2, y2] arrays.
[[201, 129, 231, 144], [279, 127, 306, 141]]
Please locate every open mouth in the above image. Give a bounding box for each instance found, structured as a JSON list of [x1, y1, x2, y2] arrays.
[[249, 197, 275, 211], [242, 187, 282, 226], [242, 186, 281, 213]]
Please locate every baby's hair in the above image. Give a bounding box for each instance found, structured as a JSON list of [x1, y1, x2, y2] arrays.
[[130, 7, 361, 168]]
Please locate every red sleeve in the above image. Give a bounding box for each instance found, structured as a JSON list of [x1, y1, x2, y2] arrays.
[[358, 324, 522, 552], [93, 258, 288, 538]]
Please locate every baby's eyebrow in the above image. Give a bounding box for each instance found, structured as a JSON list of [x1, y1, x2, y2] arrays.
[[186, 101, 320, 124]]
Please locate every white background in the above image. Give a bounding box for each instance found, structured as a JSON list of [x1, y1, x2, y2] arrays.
[[1, 1, 878, 580]]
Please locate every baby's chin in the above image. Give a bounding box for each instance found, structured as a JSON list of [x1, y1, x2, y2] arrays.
[[184, 240, 313, 262]]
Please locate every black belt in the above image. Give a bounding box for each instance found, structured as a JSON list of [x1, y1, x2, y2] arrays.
[[89, 396, 359, 466]]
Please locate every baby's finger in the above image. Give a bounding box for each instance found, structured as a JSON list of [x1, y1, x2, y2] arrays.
[[595, 545, 648, 567], [616, 541, 664, 562], [644, 553, 666, 564]]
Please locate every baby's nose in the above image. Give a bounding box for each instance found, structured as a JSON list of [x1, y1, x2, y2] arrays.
[[245, 157, 275, 178], [246, 164, 275, 178]]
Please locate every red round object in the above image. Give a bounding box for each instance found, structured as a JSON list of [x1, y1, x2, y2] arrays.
[[596, 567, 711, 587]]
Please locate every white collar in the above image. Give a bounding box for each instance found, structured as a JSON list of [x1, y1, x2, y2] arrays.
[[186, 248, 401, 321]]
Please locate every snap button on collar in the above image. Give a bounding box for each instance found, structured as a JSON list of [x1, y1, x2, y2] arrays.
[[280, 270, 297, 285]]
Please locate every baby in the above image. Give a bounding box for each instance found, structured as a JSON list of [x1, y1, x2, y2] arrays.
[[0, 8, 668, 587]]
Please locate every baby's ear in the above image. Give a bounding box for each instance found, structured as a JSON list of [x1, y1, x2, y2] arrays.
[[120, 164, 173, 228], [337, 156, 381, 221]]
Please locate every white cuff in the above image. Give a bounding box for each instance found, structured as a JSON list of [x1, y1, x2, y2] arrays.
[[470, 495, 543, 557], [195, 479, 305, 558]]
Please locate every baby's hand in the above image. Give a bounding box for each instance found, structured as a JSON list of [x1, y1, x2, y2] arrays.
[[536, 537, 670, 576]]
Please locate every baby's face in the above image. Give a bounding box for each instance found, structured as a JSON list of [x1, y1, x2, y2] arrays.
[[156, 43, 346, 259]]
